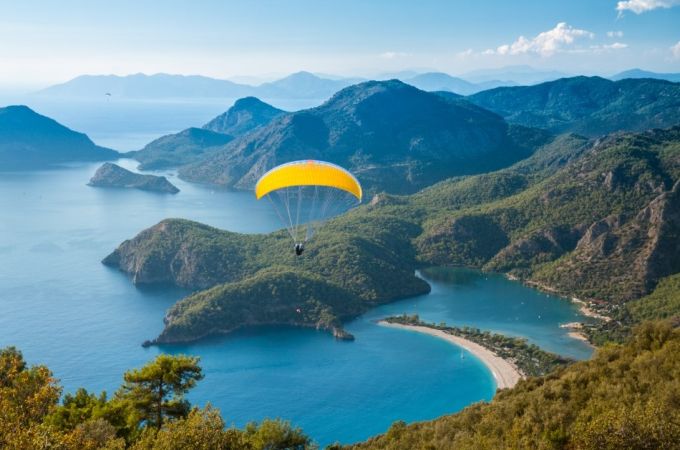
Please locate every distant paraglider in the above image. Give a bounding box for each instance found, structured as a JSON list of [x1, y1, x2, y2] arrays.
[[255, 160, 362, 255]]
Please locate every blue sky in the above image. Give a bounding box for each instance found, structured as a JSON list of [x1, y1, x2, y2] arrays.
[[1, 0, 679, 87]]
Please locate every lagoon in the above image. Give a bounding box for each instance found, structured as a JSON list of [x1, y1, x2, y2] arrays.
[[0, 160, 591, 446]]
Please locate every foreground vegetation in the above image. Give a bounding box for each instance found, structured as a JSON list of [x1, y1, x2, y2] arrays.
[[583, 272, 680, 345], [0, 348, 314, 449], [384, 315, 571, 377], [4, 320, 679, 449], [347, 320, 680, 450]]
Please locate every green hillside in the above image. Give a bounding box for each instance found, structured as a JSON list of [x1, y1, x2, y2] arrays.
[[468, 76, 680, 136], [105, 126, 680, 345], [131, 127, 234, 170]]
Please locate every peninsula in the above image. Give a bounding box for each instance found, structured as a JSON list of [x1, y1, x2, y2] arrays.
[[379, 320, 522, 389]]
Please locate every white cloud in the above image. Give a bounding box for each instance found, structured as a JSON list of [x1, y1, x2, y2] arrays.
[[379, 51, 409, 59], [456, 48, 474, 58], [671, 41, 680, 59], [616, 0, 680, 14], [590, 42, 629, 53], [607, 30, 624, 38], [488, 22, 594, 57]]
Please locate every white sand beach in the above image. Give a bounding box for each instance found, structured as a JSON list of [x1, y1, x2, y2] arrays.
[[378, 321, 522, 389]]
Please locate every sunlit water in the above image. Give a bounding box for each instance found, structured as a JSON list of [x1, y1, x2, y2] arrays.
[[0, 160, 592, 446]]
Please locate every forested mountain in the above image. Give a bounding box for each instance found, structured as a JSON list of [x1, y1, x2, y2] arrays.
[[105, 126, 680, 346], [178, 80, 550, 194], [202, 97, 285, 135], [131, 97, 284, 170], [131, 128, 234, 170], [0, 105, 118, 168], [468, 76, 680, 136], [103, 213, 430, 343], [413, 127, 680, 312]]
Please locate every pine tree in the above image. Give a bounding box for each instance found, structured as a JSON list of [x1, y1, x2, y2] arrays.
[[117, 354, 203, 429]]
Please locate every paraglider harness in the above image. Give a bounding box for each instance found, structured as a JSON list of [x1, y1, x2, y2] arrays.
[[294, 242, 304, 256]]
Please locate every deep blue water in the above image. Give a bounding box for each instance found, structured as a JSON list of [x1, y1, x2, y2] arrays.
[[0, 160, 592, 446]]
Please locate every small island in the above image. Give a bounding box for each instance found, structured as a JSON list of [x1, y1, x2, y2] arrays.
[[88, 162, 179, 194]]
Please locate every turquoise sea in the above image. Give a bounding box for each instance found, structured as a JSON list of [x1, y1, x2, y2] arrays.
[[0, 159, 593, 445], [0, 103, 594, 445]]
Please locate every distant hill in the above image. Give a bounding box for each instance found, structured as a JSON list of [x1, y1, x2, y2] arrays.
[[254, 71, 361, 99], [36, 73, 254, 99], [611, 68, 680, 83], [461, 65, 572, 85], [0, 105, 118, 169], [403, 72, 512, 95], [468, 76, 680, 136], [202, 97, 286, 135], [88, 162, 179, 193], [178, 80, 551, 194], [132, 97, 284, 170], [35, 71, 360, 100]]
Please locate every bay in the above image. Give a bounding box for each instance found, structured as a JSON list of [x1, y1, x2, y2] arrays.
[[0, 160, 591, 446]]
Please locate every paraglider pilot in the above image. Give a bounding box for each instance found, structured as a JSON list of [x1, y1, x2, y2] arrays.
[[294, 242, 304, 256]]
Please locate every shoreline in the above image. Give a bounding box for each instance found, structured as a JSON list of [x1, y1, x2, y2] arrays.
[[522, 279, 611, 323], [378, 321, 522, 389]]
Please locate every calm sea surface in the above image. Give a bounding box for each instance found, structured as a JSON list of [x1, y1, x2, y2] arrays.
[[0, 106, 593, 445]]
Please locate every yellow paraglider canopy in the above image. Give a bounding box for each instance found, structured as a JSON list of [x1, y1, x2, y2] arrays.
[[255, 160, 362, 201]]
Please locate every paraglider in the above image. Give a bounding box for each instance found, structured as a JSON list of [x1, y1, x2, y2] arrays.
[[255, 160, 362, 255]]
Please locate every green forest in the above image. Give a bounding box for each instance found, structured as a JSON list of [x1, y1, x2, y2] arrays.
[[4, 319, 679, 449]]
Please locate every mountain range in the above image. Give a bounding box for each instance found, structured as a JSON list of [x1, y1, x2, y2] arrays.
[[0, 105, 118, 169], [132, 76, 680, 196], [177, 80, 550, 194], [35, 72, 362, 100], [34, 67, 680, 102], [460, 65, 573, 85], [33, 67, 573, 101], [468, 76, 680, 136], [104, 125, 680, 348]]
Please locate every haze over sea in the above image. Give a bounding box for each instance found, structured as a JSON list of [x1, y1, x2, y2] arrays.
[[0, 120, 592, 446], [0, 95, 324, 151]]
